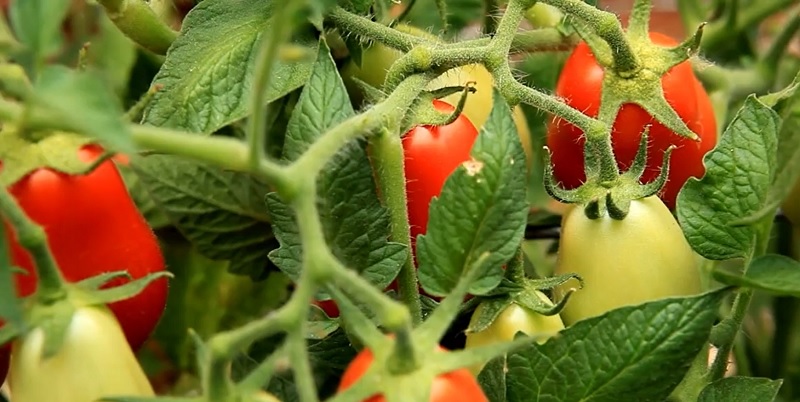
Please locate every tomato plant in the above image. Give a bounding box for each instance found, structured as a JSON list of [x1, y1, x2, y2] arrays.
[[8, 306, 155, 402], [784, 179, 800, 227], [403, 100, 480, 249], [3, 144, 167, 351], [314, 299, 340, 318], [553, 196, 701, 325], [337, 344, 488, 401], [546, 32, 717, 209]]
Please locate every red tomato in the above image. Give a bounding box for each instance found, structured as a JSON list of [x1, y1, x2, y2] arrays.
[[546, 32, 717, 209], [2, 144, 168, 351], [403, 100, 480, 252], [315, 299, 340, 318], [337, 344, 488, 401]]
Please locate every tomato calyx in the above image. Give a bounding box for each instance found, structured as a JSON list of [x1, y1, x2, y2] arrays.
[[544, 128, 676, 220], [405, 86, 476, 130]]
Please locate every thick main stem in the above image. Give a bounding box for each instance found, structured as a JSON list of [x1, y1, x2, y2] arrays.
[[368, 130, 423, 325], [97, 0, 178, 55]]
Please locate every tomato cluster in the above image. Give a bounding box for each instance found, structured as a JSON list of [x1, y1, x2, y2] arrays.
[[546, 32, 717, 209], [1, 145, 168, 351]]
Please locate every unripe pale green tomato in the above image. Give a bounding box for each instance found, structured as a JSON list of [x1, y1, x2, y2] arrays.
[[340, 25, 534, 169], [9, 306, 155, 402], [553, 196, 702, 326], [464, 293, 564, 374]]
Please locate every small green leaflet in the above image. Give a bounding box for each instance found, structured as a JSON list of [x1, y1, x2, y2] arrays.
[[714, 254, 800, 297], [417, 88, 528, 297], [8, 0, 70, 75], [266, 40, 405, 292], [677, 96, 781, 260]]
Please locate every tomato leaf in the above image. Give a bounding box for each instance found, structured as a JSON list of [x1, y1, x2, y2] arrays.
[[417, 89, 528, 296], [132, 155, 277, 280], [697, 377, 783, 402], [266, 40, 405, 292], [7, 0, 70, 75], [478, 356, 508, 402], [26, 65, 135, 154], [142, 0, 317, 133], [677, 96, 781, 260], [713, 254, 800, 297], [402, 0, 483, 37], [495, 289, 727, 401]]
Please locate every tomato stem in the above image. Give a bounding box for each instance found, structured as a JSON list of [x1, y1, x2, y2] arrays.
[[387, 325, 419, 374], [327, 7, 425, 53], [701, 0, 797, 55], [0, 187, 67, 302], [367, 128, 423, 325], [247, 0, 300, 172], [96, 0, 178, 55]]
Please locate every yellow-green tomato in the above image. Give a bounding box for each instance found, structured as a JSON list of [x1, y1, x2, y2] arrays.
[[465, 294, 564, 374], [553, 196, 702, 326], [9, 305, 155, 402], [524, 3, 564, 28]]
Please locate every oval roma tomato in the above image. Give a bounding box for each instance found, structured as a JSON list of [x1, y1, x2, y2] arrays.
[[338, 344, 488, 402], [553, 196, 701, 325], [403, 100, 480, 249], [8, 306, 155, 402], [2, 144, 167, 350], [546, 32, 717, 209]]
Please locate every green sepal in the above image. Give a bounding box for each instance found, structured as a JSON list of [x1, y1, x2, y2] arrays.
[[76, 271, 174, 306]]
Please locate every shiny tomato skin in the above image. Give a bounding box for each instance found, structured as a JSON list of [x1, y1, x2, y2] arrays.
[[315, 299, 340, 318], [337, 345, 488, 401], [3, 145, 168, 351], [403, 100, 480, 250], [553, 196, 701, 325], [546, 32, 717, 209]]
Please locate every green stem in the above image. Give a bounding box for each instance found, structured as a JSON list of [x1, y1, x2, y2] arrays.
[[537, 0, 640, 75], [327, 7, 425, 52], [506, 78, 600, 134], [0, 187, 66, 303], [702, 0, 797, 52], [96, 0, 178, 55], [707, 218, 774, 380], [509, 28, 578, 53], [287, 324, 319, 402], [387, 324, 419, 374], [203, 348, 235, 402], [247, 0, 299, 170], [490, 0, 525, 56], [368, 129, 423, 325], [761, 7, 800, 78]]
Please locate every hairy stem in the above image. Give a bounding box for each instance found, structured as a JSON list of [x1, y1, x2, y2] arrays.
[[96, 0, 178, 55]]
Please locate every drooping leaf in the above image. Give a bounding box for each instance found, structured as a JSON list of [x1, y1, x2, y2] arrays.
[[698, 377, 782, 402]]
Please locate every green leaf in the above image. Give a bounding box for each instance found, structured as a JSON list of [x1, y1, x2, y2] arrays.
[[84, 14, 138, 98], [116, 162, 172, 230], [308, 328, 358, 373], [478, 355, 508, 402], [266, 40, 405, 291], [417, 89, 528, 296], [466, 297, 512, 333], [403, 0, 483, 37], [697, 377, 783, 402], [338, 0, 373, 15], [8, 0, 70, 75], [132, 154, 276, 280], [677, 96, 781, 260], [142, 0, 317, 133], [713, 254, 800, 297], [28, 65, 135, 153], [500, 289, 727, 401]]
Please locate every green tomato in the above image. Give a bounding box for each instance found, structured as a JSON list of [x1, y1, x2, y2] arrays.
[[9, 306, 155, 402], [553, 196, 701, 326], [464, 293, 564, 374]]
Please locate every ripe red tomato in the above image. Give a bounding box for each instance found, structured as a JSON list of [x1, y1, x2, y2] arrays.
[[314, 299, 340, 318], [546, 32, 717, 209], [337, 344, 488, 401], [403, 100, 480, 251], [2, 144, 168, 351]]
